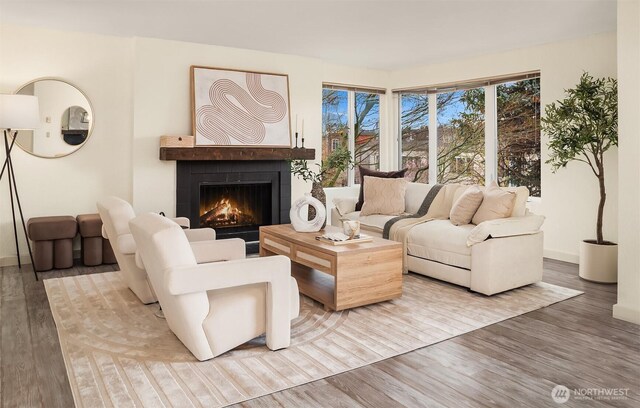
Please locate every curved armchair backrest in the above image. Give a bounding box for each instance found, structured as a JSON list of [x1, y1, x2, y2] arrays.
[[129, 213, 197, 273], [97, 197, 136, 240], [129, 213, 213, 359], [97, 197, 157, 304]]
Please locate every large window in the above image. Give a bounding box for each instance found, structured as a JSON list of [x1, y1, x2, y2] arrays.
[[397, 74, 540, 196], [322, 87, 381, 187], [354, 92, 380, 184], [322, 89, 349, 187], [400, 93, 429, 183], [437, 89, 485, 184], [497, 78, 541, 196]]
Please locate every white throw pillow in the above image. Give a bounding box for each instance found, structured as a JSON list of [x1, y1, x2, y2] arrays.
[[450, 185, 484, 225], [332, 197, 358, 216], [360, 176, 407, 216]]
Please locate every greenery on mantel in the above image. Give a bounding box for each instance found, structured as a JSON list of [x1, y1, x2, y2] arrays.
[[290, 147, 354, 186], [542, 72, 618, 245]]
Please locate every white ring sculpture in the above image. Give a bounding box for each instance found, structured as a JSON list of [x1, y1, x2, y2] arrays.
[[290, 193, 326, 232]]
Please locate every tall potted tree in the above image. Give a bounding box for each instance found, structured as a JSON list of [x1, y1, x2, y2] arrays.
[[542, 73, 618, 282]]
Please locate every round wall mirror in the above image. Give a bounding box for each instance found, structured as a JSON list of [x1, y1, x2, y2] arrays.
[[14, 78, 94, 158]]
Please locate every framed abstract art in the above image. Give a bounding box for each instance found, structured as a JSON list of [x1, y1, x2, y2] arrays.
[[191, 66, 292, 147]]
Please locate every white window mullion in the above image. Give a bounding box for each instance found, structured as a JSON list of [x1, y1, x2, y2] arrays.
[[428, 93, 438, 184], [347, 90, 356, 185], [484, 85, 497, 184], [397, 94, 403, 169]]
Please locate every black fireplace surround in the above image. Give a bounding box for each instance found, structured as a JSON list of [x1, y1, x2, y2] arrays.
[[176, 160, 291, 253]]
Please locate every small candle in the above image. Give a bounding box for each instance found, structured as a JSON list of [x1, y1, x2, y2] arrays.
[[302, 119, 304, 138], [295, 114, 298, 132]]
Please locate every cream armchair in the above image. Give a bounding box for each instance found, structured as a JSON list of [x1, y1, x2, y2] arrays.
[[97, 196, 216, 304], [129, 213, 300, 361]]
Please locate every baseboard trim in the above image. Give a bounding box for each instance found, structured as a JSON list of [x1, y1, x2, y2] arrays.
[[543, 249, 579, 264], [613, 303, 640, 325], [0, 249, 82, 267], [0, 254, 33, 267]]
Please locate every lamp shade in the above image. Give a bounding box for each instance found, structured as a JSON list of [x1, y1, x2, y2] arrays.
[[0, 94, 40, 130]]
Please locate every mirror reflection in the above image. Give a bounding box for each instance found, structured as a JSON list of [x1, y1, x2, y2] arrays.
[[15, 79, 93, 158], [61, 106, 89, 146]]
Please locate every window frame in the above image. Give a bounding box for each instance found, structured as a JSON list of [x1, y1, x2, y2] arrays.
[[322, 86, 383, 187], [396, 75, 540, 195]]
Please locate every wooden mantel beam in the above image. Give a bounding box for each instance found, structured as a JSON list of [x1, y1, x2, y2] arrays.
[[159, 147, 315, 161]]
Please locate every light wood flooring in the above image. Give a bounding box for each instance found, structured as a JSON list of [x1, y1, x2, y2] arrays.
[[0, 259, 638, 407]]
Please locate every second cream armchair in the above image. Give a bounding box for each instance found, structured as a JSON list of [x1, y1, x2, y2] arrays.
[[97, 196, 219, 304]]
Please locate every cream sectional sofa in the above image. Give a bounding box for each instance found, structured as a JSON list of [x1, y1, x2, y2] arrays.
[[330, 183, 545, 295]]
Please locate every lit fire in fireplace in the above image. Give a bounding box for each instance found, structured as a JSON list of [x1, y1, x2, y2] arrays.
[[200, 198, 256, 228]]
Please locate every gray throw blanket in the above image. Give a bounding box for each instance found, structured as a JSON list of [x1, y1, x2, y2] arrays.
[[383, 184, 444, 239]]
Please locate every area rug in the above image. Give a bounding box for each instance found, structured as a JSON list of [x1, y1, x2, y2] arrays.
[[45, 271, 581, 407]]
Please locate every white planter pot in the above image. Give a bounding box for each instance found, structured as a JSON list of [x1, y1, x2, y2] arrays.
[[579, 240, 618, 283]]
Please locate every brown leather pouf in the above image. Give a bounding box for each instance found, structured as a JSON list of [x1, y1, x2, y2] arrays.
[[27, 216, 77, 271], [77, 213, 117, 266]]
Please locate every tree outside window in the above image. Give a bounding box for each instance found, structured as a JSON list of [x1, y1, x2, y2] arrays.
[[400, 93, 429, 183], [321, 89, 349, 187], [322, 88, 381, 187], [497, 78, 541, 197], [437, 89, 485, 184], [397, 77, 540, 193]]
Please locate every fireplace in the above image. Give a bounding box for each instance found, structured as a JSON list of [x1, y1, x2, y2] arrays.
[[176, 160, 291, 253], [199, 182, 271, 230]]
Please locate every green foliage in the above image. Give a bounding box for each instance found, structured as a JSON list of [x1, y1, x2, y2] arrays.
[[542, 73, 618, 173], [542, 72, 617, 243], [290, 147, 355, 187]]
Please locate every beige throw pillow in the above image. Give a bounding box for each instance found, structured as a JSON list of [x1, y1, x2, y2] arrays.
[[472, 181, 516, 225], [450, 185, 484, 225], [360, 176, 407, 216]]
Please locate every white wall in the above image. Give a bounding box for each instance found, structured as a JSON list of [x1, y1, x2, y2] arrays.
[[0, 25, 134, 265], [388, 32, 619, 262], [614, 0, 640, 324], [131, 38, 389, 217]]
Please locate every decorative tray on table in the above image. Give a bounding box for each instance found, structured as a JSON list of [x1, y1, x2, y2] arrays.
[[315, 232, 373, 246]]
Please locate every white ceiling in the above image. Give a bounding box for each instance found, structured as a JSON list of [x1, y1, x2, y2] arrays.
[[0, 1, 616, 70]]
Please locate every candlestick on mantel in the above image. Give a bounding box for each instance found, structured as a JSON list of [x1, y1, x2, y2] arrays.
[[294, 132, 299, 148], [301, 119, 305, 148]]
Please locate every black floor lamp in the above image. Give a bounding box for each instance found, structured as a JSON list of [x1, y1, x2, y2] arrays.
[[0, 94, 40, 281]]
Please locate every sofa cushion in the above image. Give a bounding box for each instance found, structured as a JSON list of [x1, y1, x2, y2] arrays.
[[406, 220, 475, 269], [360, 176, 407, 216], [450, 185, 483, 225], [472, 181, 516, 225], [355, 166, 407, 211], [405, 183, 433, 214], [332, 197, 358, 217], [503, 186, 529, 217]]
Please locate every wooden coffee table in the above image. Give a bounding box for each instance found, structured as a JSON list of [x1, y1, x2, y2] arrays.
[[259, 224, 403, 311]]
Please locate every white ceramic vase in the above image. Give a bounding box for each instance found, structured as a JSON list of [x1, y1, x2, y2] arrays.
[[290, 193, 326, 232], [579, 240, 618, 283]]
